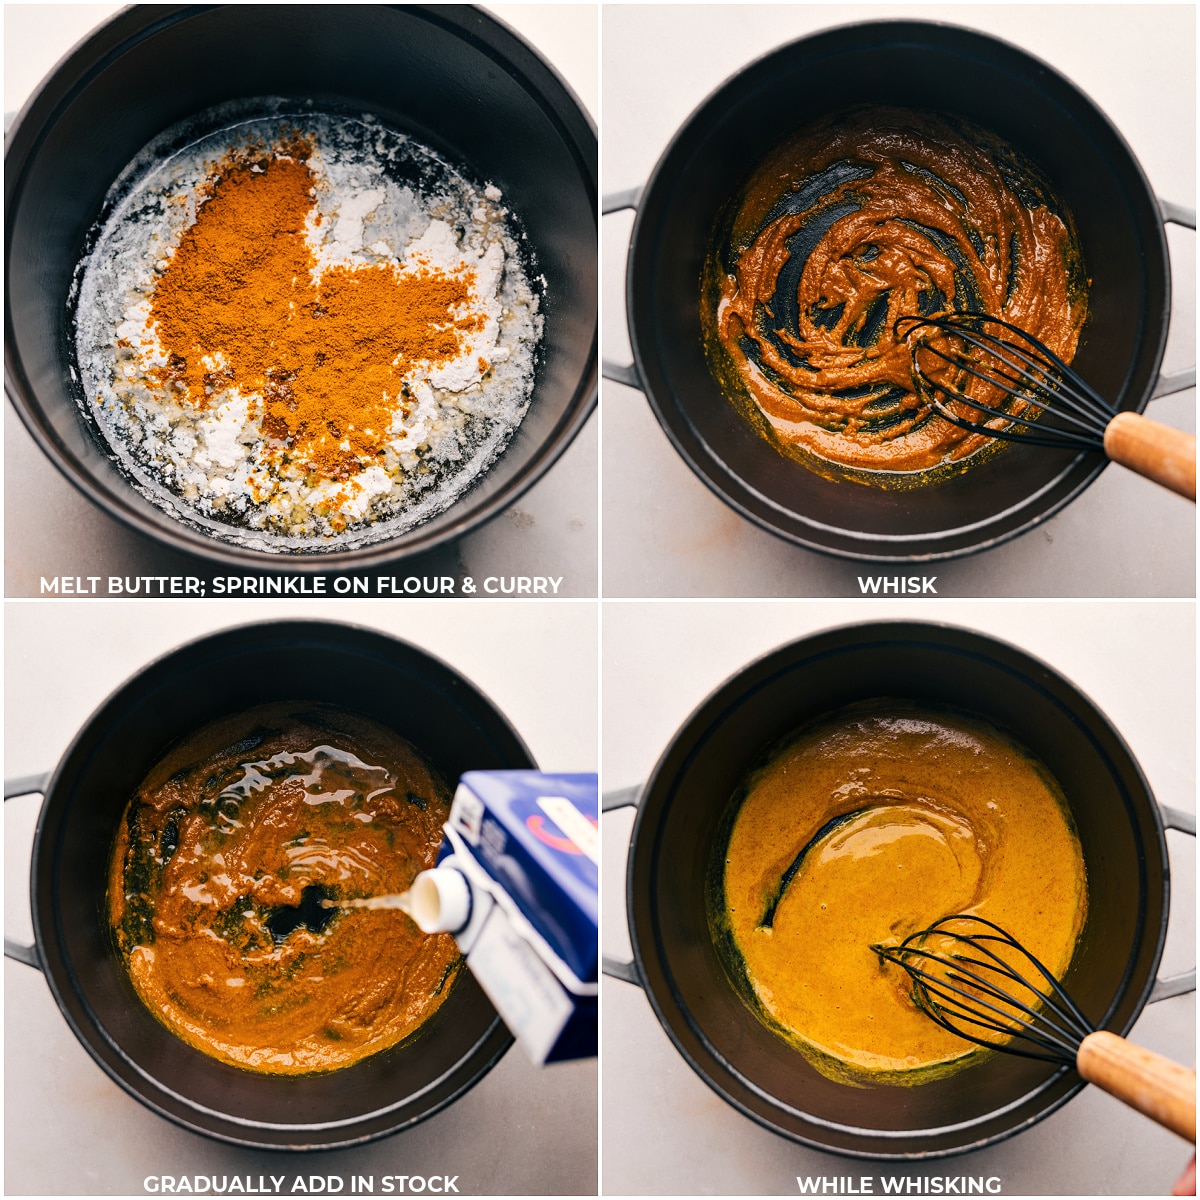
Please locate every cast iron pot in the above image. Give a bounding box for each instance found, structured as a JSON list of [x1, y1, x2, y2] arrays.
[[604, 621, 1195, 1158], [5, 4, 596, 569], [5, 620, 535, 1150], [604, 21, 1195, 561]]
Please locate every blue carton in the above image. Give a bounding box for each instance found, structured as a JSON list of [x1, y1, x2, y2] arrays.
[[439, 770, 597, 1063]]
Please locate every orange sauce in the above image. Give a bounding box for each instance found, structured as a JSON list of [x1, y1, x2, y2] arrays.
[[702, 108, 1088, 482], [717, 703, 1087, 1083], [107, 704, 460, 1074]]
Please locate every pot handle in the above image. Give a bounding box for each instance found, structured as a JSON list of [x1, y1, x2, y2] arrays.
[[1148, 802, 1195, 1003], [4, 773, 49, 970], [602, 187, 646, 393], [601, 784, 642, 985], [1151, 201, 1197, 400]]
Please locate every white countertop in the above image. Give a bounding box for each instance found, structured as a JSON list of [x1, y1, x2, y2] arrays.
[[5, 600, 598, 1196], [602, 599, 1195, 1195], [602, 4, 1196, 597]]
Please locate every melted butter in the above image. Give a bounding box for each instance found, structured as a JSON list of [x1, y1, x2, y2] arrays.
[[701, 108, 1089, 483], [107, 703, 461, 1075], [718, 703, 1087, 1084]]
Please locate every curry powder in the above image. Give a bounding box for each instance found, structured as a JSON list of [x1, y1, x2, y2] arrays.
[[150, 142, 481, 482]]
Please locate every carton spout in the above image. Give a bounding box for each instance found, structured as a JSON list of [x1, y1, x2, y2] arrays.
[[407, 867, 472, 934]]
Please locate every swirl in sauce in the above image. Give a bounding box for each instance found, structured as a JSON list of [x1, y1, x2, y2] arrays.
[[107, 704, 461, 1074], [703, 108, 1089, 480], [715, 703, 1087, 1084]]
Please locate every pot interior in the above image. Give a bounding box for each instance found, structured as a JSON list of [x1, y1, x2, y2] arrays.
[[34, 621, 534, 1148], [628, 22, 1167, 559], [6, 5, 596, 566], [630, 623, 1165, 1157]]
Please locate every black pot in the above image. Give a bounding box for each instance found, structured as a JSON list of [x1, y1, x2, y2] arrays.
[[605, 21, 1194, 561], [4, 620, 536, 1150], [604, 621, 1195, 1158], [5, 4, 596, 569]]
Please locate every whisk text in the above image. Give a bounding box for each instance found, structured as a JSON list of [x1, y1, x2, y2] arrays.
[[857, 576, 938, 594]]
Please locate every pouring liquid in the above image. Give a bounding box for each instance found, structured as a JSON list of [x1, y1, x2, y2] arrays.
[[322, 893, 413, 912], [323, 867, 473, 936]]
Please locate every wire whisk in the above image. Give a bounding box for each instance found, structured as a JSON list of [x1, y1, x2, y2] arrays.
[[874, 915, 1195, 1141], [896, 313, 1195, 500]]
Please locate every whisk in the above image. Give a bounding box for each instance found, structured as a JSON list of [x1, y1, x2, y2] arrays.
[[896, 313, 1196, 501], [873, 915, 1195, 1141]]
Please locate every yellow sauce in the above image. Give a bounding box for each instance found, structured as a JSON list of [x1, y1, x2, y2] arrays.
[[107, 704, 461, 1074], [717, 703, 1087, 1084], [702, 108, 1088, 484]]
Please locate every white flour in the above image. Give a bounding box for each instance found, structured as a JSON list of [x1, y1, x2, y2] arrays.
[[72, 107, 543, 551]]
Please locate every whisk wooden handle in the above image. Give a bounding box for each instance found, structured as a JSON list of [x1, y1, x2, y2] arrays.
[[1077, 1030, 1196, 1141], [1103, 412, 1196, 500]]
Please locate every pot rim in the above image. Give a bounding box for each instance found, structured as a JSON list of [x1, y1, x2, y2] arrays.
[[624, 618, 1172, 1159], [26, 617, 533, 1150], [623, 18, 1172, 562], [3, 3, 598, 573]]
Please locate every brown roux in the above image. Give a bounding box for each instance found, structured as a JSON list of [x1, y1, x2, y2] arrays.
[[717, 703, 1087, 1084], [703, 108, 1088, 480], [107, 704, 460, 1074]]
